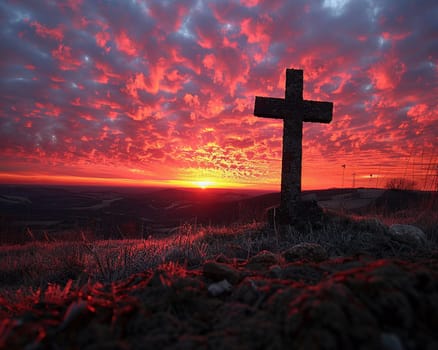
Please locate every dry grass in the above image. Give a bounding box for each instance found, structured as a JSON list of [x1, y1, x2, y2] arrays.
[[1, 204, 437, 295]]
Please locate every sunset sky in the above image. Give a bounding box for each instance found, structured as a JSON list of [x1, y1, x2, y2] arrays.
[[0, 0, 436, 190]]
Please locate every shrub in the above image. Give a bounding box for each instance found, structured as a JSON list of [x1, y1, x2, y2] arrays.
[[385, 177, 417, 190]]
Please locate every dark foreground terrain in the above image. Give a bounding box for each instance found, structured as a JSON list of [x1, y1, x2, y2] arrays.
[[0, 186, 437, 349], [1, 251, 437, 349]]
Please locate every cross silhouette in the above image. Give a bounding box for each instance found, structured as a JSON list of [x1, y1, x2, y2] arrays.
[[254, 69, 333, 222]]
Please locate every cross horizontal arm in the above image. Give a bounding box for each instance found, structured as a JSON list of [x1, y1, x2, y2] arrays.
[[254, 97, 333, 123], [302, 100, 333, 123], [254, 96, 284, 119]]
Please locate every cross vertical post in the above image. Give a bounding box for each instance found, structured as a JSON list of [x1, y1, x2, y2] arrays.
[[254, 69, 333, 223]]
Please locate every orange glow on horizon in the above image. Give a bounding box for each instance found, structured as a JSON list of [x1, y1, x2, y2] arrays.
[[1, 169, 435, 192], [193, 180, 214, 189], [0, 172, 279, 190]]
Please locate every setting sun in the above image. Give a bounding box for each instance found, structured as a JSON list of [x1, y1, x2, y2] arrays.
[[194, 180, 213, 189]]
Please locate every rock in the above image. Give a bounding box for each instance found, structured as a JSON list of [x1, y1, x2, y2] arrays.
[[282, 264, 324, 284], [283, 243, 328, 262], [381, 333, 404, 350], [246, 250, 279, 271], [267, 265, 283, 279], [233, 279, 262, 305], [203, 261, 241, 284], [388, 224, 427, 246], [208, 279, 232, 297], [273, 201, 325, 228]]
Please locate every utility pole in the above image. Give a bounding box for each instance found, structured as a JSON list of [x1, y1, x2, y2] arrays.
[[341, 164, 346, 188], [352, 172, 356, 188]]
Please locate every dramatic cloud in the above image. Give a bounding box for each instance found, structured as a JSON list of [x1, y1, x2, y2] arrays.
[[0, 0, 436, 190]]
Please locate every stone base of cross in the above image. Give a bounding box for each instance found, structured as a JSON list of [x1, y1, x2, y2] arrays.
[[254, 68, 333, 225], [267, 199, 324, 228]]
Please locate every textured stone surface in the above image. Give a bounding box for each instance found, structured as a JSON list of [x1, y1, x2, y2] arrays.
[[388, 224, 427, 246], [254, 69, 333, 223], [246, 250, 279, 270], [203, 261, 242, 284], [208, 279, 233, 296], [283, 242, 328, 262]]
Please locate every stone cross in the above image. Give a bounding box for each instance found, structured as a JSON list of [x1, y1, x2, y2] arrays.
[[254, 68, 333, 223]]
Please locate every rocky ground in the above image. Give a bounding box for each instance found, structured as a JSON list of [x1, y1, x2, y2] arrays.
[[1, 243, 438, 350]]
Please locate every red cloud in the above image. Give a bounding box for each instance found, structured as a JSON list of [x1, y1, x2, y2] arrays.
[[184, 94, 200, 108], [241, 0, 260, 7], [240, 15, 272, 54], [115, 31, 138, 56], [368, 55, 406, 90], [124, 58, 188, 97], [408, 104, 436, 123], [95, 31, 111, 52], [94, 61, 121, 80], [51, 44, 81, 71], [31, 21, 64, 41]]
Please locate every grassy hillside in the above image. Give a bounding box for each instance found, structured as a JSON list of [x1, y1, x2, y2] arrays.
[[0, 190, 437, 349], [1, 202, 436, 292]]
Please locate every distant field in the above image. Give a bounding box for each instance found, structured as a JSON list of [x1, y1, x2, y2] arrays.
[[0, 185, 436, 244], [0, 185, 271, 243]]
